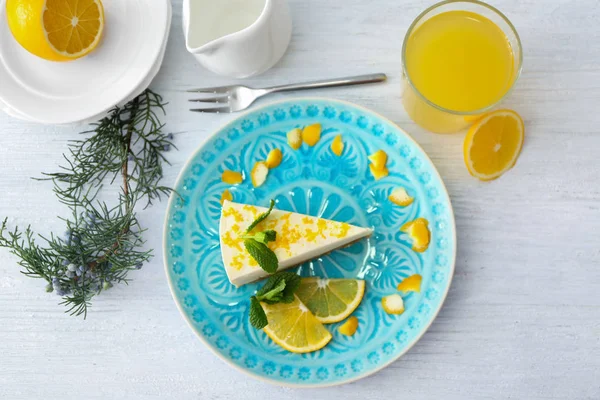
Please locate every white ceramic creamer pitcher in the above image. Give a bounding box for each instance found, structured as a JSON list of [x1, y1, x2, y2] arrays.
[[183, 0, 292, 78]]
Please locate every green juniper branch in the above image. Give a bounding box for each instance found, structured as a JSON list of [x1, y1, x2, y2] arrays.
[[0, 89, 173, 318]]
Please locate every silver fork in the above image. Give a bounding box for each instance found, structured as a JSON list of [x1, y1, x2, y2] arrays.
[[188, 73, 387, 113]]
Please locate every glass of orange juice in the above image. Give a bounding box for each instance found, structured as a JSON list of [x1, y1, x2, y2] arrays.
[[401, 0, 522, 133]]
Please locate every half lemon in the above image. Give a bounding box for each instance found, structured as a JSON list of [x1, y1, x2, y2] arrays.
[[7, 0, 105, 62], [463, 109, 525, 181]]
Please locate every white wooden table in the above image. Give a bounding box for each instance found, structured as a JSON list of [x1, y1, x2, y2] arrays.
[[1, 1, 599, 398]]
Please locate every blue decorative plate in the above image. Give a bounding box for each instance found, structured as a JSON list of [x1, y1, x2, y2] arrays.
[[163, 98, 456, 387]]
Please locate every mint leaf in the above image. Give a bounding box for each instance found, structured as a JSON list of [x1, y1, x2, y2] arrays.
[[256, 271, 300, 304], [254, 230, 277, 244], [256, 279, 286, 304], [262, 230, 277, 243], [249, 296, 268, 329], [257, 271, 295, 296], [280, 273, 301, 303], [245, 199, 275, 233], [244, 238, 278, 274]]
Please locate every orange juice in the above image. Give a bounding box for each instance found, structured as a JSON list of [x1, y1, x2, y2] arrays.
[[402, 7, 519, 133]]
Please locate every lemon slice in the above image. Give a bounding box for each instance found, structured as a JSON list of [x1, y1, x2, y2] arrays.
[[7, 0, 105, 62], [463, 109, 525, 181], [262, 295, 332, 353], [295, 278, 365, 324]]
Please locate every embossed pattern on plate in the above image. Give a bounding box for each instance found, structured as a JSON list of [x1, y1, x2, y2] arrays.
[[163, 98, 456, 387]]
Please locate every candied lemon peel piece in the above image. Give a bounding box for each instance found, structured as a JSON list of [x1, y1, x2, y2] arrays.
[[381, 294, 405, 315], [265, 148, 283, 169], [401, 218, 430, 253], [287, 128, 302, 150], [331, 134, 344, 156], [397, 274, 422, 293], [220, 190, 233, 205], [369, 164, 389, 180], [368, 150, 388, 170], [338, 316, 359, 336], [389, 187, 414, 207], [222, 170, 243, 184], [368, 150, 388, 180], [250, 162, 269, 187], [302, 123, 322, 147]]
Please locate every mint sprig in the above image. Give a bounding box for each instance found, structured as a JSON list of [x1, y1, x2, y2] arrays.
[[256, 271, 300, 304], [249, 272, 302, 329], [241, 200, 278, 274], [245, 199, 275, 234], [259, 279, 286, 301]]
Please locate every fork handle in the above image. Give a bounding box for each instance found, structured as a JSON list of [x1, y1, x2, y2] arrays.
[[263, 73, 387, 94]]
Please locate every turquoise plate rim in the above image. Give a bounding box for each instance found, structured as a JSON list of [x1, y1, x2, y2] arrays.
[[162, 97, 457, 388]]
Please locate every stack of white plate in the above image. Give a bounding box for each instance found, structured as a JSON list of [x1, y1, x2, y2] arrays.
[[0, 0, 172, 125]]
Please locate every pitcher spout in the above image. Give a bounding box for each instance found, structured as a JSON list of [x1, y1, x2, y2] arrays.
[[185, 36, 227, 56], [183, 0, 267, 54], [182, 0, 292, 78]]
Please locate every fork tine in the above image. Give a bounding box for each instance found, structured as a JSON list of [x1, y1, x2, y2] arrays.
[[190, 106, 233, 113], [188, 96, 229, 104], [186, 86, 231, 94]]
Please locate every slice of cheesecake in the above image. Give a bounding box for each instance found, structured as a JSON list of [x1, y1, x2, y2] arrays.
[[219, 200, 372, 287]]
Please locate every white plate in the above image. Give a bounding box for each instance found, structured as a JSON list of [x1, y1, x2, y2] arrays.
[[0, 0, 170, 124], [0, 0, 172, 125]]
